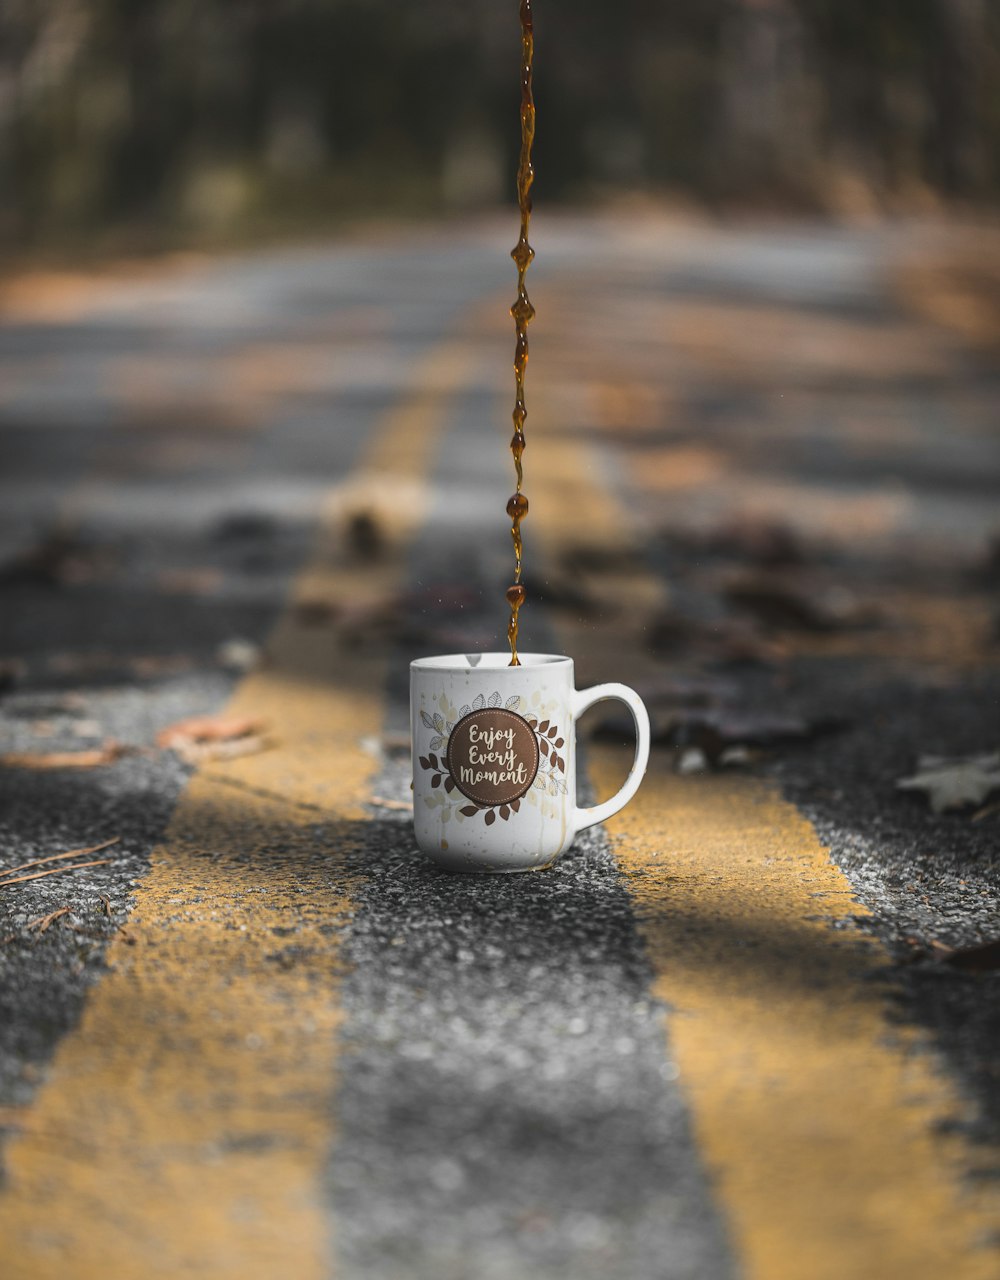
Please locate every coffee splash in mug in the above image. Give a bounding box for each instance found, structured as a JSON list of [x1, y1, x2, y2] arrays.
[[504, 0, 536, 666]]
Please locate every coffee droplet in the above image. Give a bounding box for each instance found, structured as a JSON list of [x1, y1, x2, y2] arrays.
[[506, 493, 529, 520], [505, 583, 526, 608]]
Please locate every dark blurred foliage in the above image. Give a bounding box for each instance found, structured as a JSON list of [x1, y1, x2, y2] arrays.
[[1, 0, 997, 250]]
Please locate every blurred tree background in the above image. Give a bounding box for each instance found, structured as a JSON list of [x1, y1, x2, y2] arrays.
[[1, 0, 997, 253]]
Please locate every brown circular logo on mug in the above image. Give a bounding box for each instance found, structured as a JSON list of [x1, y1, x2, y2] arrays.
[[446, 708, 540, 807]]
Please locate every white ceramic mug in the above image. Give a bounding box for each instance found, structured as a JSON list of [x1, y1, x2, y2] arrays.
[[410, 653, 650, 873]]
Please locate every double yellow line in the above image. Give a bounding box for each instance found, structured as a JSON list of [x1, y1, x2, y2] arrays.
[[528, 397, 1000, 1280], [0, 333, 485, 1279], [2, 307, 998, 1279]]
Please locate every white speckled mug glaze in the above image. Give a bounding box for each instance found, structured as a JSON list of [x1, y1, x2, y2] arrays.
[[411, 653, 650, 873]]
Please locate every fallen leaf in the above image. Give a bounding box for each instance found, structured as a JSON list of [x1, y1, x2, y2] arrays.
[[157, 715, 265, 749], [169, 734, 272, 764], [897, 751, 1000, 813], [157, 714, 271, 764], [0, 741, 123, 769]]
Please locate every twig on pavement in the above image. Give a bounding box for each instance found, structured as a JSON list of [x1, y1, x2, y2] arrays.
[[27, 906, 72, 933], [0, 836, 120, 879], [0, 859, 112, 888]]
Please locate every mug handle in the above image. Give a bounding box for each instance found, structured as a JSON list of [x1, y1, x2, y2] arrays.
[[572, 683, 651, 832]]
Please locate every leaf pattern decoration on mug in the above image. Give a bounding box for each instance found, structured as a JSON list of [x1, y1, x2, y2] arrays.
[[418, 691, 566, 821]]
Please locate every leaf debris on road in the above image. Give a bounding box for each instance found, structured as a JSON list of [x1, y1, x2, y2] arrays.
[[0, 741, 123, 769], [157, 714, 271, 764], [897, 751, 1000, 813]]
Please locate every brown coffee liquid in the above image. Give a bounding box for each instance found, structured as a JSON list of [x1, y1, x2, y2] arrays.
[[505, 0, 536, 666]]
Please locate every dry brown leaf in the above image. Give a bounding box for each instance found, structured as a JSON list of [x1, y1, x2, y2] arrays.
[[157, 715, 265, 750], [170, 733, 273, 765], [0, 741, 123, 770], [157, 714, 272, 764]]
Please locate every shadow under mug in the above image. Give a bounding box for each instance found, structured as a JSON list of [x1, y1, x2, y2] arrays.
[[411, 653, 650, 873]]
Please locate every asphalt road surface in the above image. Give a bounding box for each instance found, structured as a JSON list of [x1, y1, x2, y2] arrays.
[[0, 213, 998, 1279]]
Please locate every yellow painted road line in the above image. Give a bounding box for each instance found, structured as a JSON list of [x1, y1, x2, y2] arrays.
[[596, 757, 1000, 1280], [529, 396, 1000, 1279], [0, 334, 485, 1280]]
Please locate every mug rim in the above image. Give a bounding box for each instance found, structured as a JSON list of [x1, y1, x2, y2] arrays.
[[410, 652, 572, 673]]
